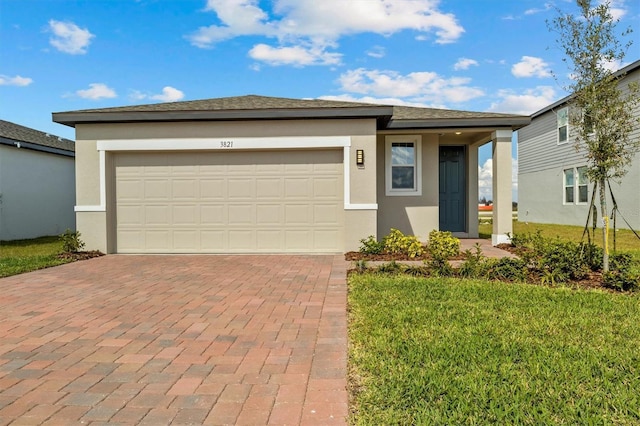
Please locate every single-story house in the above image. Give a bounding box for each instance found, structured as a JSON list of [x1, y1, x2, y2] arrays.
[[52, 95, 529, 254], [518, 60, 640, 230], [0, 120, 76, 240]]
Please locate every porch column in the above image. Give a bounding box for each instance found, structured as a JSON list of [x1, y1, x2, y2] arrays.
[[491, 130, 513, 245]]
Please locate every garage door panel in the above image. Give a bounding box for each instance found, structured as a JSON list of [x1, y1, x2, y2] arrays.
[[172, 205, 198, 225], [115, 150, 343, 253], [172, 180, 198, 200], [144, 180, 170, 200], [227, 178, 255, 199], [201, 230, 226, 250], [200, 179, 225, 200], [201, 205, 225, 225], [228, 205, 255, 225], [256, 204, 282, 225]]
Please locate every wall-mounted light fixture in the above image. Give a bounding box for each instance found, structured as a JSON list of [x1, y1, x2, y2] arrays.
[[356, 149, 364, 166]]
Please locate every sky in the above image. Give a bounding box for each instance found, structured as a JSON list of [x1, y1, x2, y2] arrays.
[[1, 0, 639, 201]]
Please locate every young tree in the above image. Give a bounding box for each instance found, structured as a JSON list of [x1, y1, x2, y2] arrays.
[[548, 0, 640, 272]]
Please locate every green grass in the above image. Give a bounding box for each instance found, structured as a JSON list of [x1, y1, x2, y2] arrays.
[[480, 220, 640, 257], [0, 236, 71, 278], [349, 274, 640, 425]]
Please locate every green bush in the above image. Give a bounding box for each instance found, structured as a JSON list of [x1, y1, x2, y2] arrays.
[[603, 253, 639, 292], [59, 229, 85, 253], [510, 232, 601, 283], [359, 235, 384, 255], [427, 230, 460, 262], [383, 229, 424, 258], [458, 243, 488, 278], [485, 257, 528, 282]]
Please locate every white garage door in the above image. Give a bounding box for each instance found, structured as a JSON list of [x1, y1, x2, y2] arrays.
[[114, 150, 344, 253]]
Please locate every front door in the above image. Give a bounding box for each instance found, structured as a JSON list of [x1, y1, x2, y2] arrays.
[[439, 146, 466, 232]]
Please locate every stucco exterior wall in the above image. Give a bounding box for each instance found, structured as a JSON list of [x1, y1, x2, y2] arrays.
[[0, 145, 75, 240], [74, 119, 378, 253]]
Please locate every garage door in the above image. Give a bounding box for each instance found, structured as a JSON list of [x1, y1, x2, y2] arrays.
[[114, 150, 344, 253]]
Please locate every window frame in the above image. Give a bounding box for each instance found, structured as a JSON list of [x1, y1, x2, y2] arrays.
[[563, 168, 575, 204], [557, 107, 569, 145], [385, 135, 422, 196], [563, 166, 590, 205], [576, 166, 589, 204]]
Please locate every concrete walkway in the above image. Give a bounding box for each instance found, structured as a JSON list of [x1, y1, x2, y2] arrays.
[[0, 255, 349, 425]]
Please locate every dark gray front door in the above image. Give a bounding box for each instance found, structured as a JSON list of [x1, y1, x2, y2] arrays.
[[439, 146, 466, 232]]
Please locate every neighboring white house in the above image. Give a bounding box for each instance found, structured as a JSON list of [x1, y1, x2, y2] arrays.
[[0, 120, 76, 240], [518, 60, 640, 231]]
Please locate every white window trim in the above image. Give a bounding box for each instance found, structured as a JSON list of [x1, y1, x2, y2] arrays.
[[576, 166, 589, 205], [385, 135, 422, 196], [557, 107, 569, 145], [563, 168, 575, 205], [562, 166, 590, 205]]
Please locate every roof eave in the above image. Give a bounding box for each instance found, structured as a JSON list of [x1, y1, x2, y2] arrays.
[[386, 116, 531, 131], [52, 106, 394, 127]]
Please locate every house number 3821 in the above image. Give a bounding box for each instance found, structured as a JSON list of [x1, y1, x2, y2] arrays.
[[220, 140, 233, 148]]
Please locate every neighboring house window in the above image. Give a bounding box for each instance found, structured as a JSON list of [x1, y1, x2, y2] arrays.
[[558, 107, 569, 144], [563, 166, 589, 204], [564, 168, 575, 203], [385, 135, 422, 196], [577, 166, 589, 203]]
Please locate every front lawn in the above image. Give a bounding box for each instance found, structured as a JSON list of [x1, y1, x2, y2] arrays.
[[0, 236, 71, 277], [349, 274, 640, 424]]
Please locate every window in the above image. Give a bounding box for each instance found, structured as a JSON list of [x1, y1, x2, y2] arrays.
[[564, 168, 574, 203], [577, 166, 588, 203], [564, 166, 589, 204], [558, 107, 569, 144], [385, 135, 422, 196]]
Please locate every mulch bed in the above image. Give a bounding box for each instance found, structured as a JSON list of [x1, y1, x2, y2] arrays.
[[346, 245, 623, 292], [57, 251, 105, 261]]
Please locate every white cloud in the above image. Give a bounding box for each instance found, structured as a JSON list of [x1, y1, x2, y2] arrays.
[[600, 0, 627, 20], [0, 74, 33, 86], [249, 43, 341, 66], [478, 158, 519, 202], [488, 86, 557, 115], [318, 94, 434, 108], [48, 20, 94, 55], [151, 86, 185, 102], [337, 68, 484, 105], [524, 3, 553, 15], [454, 58, 478, 71], [129, 86, 185, 102], [76, 83, 117, 100], [187, 0, 464, 66], [512, 56, 552, 78], [367, 46, 386, 59]]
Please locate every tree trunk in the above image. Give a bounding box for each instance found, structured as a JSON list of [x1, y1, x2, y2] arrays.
[[598, 179, 609, 272]]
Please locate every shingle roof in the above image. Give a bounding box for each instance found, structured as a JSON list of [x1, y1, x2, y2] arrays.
[[53, 94, 530, 130], [0, 120, 75, 152]]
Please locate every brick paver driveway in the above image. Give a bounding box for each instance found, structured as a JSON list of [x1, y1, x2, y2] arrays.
[[0, 255, 348, 425]]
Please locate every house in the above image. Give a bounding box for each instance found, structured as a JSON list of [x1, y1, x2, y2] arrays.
[[518, 60, 640, 231], [0, 120, 76, 240], [52, 95, 529, 254]]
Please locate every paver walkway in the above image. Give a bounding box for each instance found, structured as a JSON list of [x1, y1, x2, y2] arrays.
[[0, 255, 348, 425]]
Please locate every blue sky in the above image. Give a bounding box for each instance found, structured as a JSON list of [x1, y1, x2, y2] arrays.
[[1, 0, 639, 200]]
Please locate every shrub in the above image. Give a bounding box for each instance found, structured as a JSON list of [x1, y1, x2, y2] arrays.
[[377, 260, 402, 274], [383, 229, 424, 258], [458, 243, 488, 278], [485, 257, 528, 282], [359, 235, 384, 255], [603, 253, 639, 292], [427, 230, 460, 262], [59, 229, 85, 253]]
